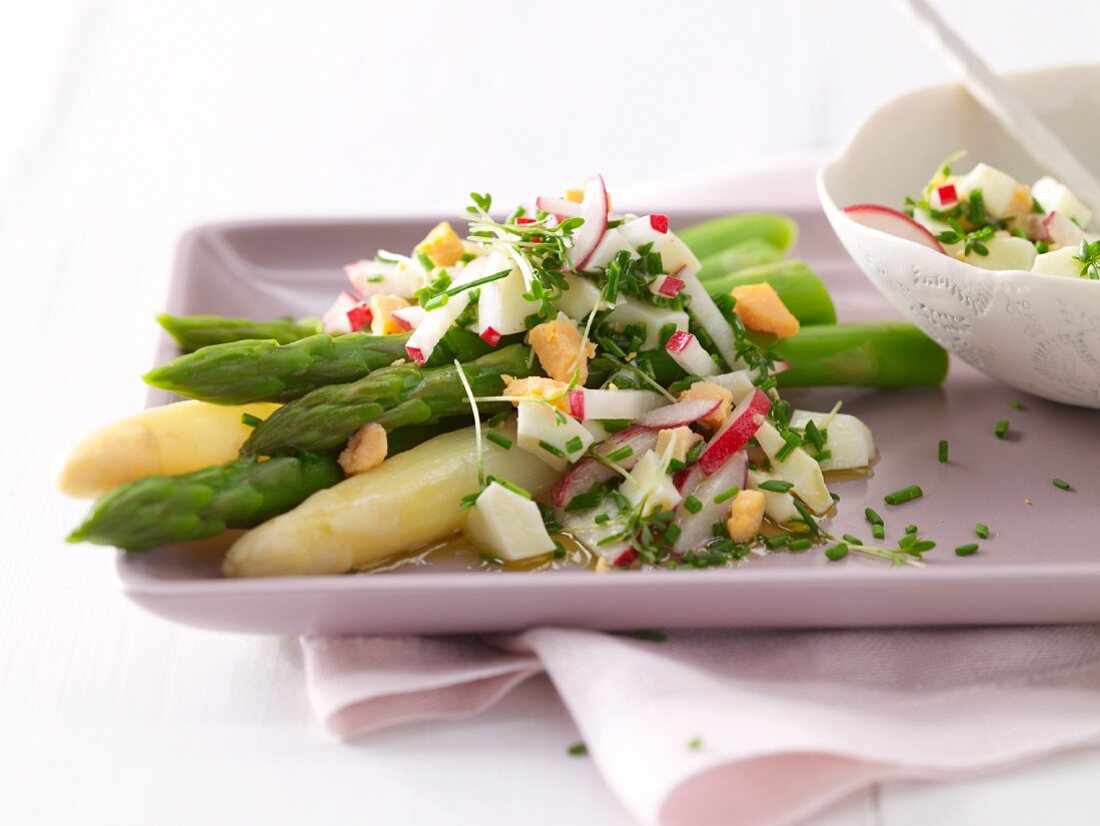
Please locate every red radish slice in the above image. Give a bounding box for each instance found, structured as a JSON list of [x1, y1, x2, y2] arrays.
[[673, 450, 748, 553], [480, 327, 502, 347], [649, 214, 670, 233], [665, 331, 719, 377], [650, 275, 685, 298], [568, 175, 609, 270], [676, 267, 742, 370], [346, 303, 373, 332], [636, 398, 719, 429], [391, 305, 426, 331], [569, 388, 665, 422], [1024, 213, 1050, 242], [594, 425, 660, 460], [613, 548, 639, 568], [551, 425, 659, 507], [674, 463, 704, 493], [321, 291, 367, 335], [842, 204, 945, 253], [771, 360, 790, 375], [535, 195, 581, 220], [1043, 211, 1087, 246], [515, 216, 537, 225], [935, 184, 958, 208], [406, 345, 426, 365], [698, 388, 770, 474]]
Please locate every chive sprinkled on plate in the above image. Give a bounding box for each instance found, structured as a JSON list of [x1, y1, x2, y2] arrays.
[[825, 543, 849, 561], [864, 507, 884, 526], [567, 742, 588, 756], [1009, 400, 1023, 410], [788, 537, 813, 551], [1052, 477, 1072, 491], [884, 485, 923, 505], [632, 630, 668, 643], [955, 543, 979, 557], [842, 533, 863, 546], [905, 524, 918, 534], [687, 737, 703, 750], [974, 522, 990, 539], [938, 439, 949, 463], [872, 524, 885, 540], [994, 419, 1010, 440]]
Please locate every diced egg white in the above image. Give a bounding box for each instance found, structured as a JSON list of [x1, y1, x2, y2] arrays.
[[583, 227, 637, 271], [789, 410, 875, 472], [1032, 176, 1092, 228], [955, 163, 1021, 220], [618, 218, 702, 276], [753, 419, 832, 513], [557, 272, 619, 321], [346, 258, 425, 299], [605, 297, 689, 351], [516, 400, 593, 471], [959, 236, 1037, 272], [464, 481, 556, 561], [1031, 245, 1085, 278]]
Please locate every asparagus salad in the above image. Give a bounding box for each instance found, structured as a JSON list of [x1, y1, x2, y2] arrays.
[[845, 154, 1100, 279], [61, 177, 949, 577]]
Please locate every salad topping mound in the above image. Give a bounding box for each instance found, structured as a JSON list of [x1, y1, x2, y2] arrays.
[[63, 176, 953, 576]]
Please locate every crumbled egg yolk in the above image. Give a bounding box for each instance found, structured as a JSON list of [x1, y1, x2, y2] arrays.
[[678, 381, 733, 431], [369, 295, 411, 335], [528, 317, 596, 384], [416, 221, 466, 267]]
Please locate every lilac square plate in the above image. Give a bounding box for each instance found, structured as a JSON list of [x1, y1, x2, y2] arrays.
[[119, 210, 1099, 635]]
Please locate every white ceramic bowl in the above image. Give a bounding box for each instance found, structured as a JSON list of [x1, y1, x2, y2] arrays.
[[818, 65, 1100, 408]]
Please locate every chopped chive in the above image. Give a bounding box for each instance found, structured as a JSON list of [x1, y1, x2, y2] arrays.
[[841, 533, 864, 546], [792, 500, 820, 537], [565, 491, 605, 512], [908, 540, 936, 554], [758, 479, 794, 493], [825, 543, 849, 561], [487, 410, 510, 428], [567, 742, 588, 756], [872, 523, 885, 540], [765, 534, 790, 549], [664, 523, 682, 545], [864, 507, 884, 526], [938, 440, 949, 463], [594, 513, 610, 525], [1009, 400, 1023, 410], [606, 445, 634, 462], [713, 486, 740, 505], [565, 435, 584, 454], [480, 552, 504, 565], [240, 413, 263, 428], [787, 537, 813, 551], [974, 522, 990, 539], [632, 630, 667, 643], [804, 420, 826, 453], [486, 430, 513, 450], [538, 440, 566, 459], [552, 543, 567, 559], [687, 737, 702, 750], [486, 476, 532, 499], [955, 543, 979, 557], [683, 495, 702, 514], [994, 419, 1010, 440], [905, 524, 918, 534], [1052, 477, 1072, 491], [884, 485, 923, 505]]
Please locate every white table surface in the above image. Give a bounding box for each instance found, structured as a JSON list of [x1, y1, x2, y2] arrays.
[[3, 1, 1100, 823]]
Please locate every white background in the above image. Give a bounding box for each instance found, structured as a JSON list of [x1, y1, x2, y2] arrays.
[[2, 1, 1099, 824]]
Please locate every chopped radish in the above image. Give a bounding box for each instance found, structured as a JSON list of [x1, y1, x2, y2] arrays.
[[698, 388, 770, 474], [1043, 211, 1088, 247], [636, 398, 719, 429], [346, 259, 424, 299], [935, 184, 958, 208], [567, 175, 609, 270], [558, 272, 616, 320], [753, 419, 832, 513], [552, 460, 616, 509], [649, 214, 670, 233], [477, 258, 530, 338], [583, 227, 636, 271], [619, 219, 701, 275], [613, 549, 639, 568], [480, 327, 502, 347], [568, 388, 665, 422], [789, 410, 875, 472], [535, 195, 581, 220], [322, 291, 370, 335], [842, 204, 946, 253], [665, 331, 719, 377], [515, 216, 537, 225], [390, 304, 426, 331], [620, 450, 682, 516], [650, 275, 685, 298], [674, 462, 704, 493], [677, 269, 742, 369], [404, 291, 473, 365], [605, 297, 689, 350], [673, 450, 748, 553], [771, 360, 790, 375]]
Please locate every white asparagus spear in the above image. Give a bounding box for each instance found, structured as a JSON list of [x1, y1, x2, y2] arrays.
[[223, 423, 558, 577]]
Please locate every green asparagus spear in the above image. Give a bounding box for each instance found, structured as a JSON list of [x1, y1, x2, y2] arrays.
[[144, 327, 494, 405], [679, 213, 798, 260], [157, 313, 322, 352], [697, 239, 785, 282], [771, 322, 949, 388], [705, 260, 837, 325], [241, 344, 532, 457], [67, 454, 343, 552]]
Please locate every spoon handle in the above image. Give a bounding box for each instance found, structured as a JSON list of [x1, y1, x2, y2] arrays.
[[892, 0, 1100, 215]]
